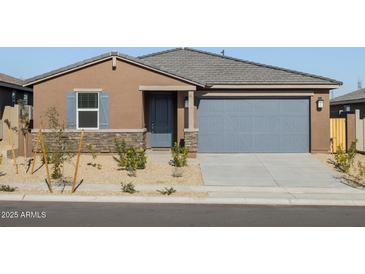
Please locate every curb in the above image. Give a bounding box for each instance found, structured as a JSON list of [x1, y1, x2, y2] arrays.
[[1, 194, 365, 206]]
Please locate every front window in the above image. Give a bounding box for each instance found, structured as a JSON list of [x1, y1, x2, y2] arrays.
[[77, 92, 99, 129]]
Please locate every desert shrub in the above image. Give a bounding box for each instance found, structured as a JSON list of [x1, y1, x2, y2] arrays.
[[121, 182, 137, 194], [44, 107, 75, 179], [333, 142, 356, 173], [171, 143, 188, 167], [86, 144, 102, 170], [0, 185, 17, 192], [135, 148, 147, 169], [113, 139, 146, 176], [157, 187, 176, 196], [113, 139, 127, 167]]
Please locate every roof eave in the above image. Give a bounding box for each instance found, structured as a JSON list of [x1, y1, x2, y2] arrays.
[[331, 98, 365, 105], [0, 81, 32, 92], [206, 83, 341, 89]]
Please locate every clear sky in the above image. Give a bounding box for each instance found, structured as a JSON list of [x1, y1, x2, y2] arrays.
[[1, 47, 364, 98]]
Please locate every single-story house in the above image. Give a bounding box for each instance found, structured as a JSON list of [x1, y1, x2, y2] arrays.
[[1, 73, 33, 142], [331, 87, 365, 118], [0, 72, 33, 120], [23, 48, 342, 156]]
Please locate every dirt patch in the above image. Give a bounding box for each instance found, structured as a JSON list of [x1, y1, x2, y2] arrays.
[[0, 188, 208, 197], [0, 154, 204, 186], [313, 153, 365, 189]]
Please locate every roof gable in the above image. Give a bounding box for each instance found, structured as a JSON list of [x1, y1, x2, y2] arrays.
[[24, 52, 204, 87]]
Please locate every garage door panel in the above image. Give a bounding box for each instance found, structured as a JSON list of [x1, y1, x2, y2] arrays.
[[198, 98, 309, 153], [280, 116, 309, 133], [198, 133, 223, 152], [253, 116, 281, 133], [224, 99, 253, 114], [224, 116, 253, 132], [280, 134, 309, 152], [253, 100, 280, 114], [254, 134, 280, 152], [199, 116, 224, 132], [280, 99, 308, 114], [224, 133, 254, 152]]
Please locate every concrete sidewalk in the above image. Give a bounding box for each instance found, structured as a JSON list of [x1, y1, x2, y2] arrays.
[[1, 182, 365, 206]]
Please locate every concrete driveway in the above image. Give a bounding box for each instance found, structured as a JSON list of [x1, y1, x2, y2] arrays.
[[198, 153, 346, 188]]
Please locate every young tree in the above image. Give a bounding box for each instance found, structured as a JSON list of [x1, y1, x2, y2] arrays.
[[17, 99, 31, 158], [45, 107, 74, 180]]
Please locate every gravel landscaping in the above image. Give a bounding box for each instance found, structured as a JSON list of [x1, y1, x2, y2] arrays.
[[0, 153, 204, 188]]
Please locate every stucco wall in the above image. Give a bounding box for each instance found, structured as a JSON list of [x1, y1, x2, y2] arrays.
[[311, 90, 330, 153], [32, 58, 191, 129]]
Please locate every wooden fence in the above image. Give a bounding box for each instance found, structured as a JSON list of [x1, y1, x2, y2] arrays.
[[330, 118, 346, 153]]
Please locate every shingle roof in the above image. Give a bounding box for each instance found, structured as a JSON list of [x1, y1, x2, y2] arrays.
[[24, 48, 342, 87], [140, 48, 342, 86], [331, 88, 365, 104], [0, 72, 25, 86]]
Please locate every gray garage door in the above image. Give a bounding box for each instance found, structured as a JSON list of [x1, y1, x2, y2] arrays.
[[198, 98, 309, 153]]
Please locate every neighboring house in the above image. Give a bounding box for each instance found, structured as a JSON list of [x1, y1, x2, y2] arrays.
[[0, 73, 33, 120], [23, 48, 341, 156], [330, 88, 365, 118], [0, 73, 33, 142]]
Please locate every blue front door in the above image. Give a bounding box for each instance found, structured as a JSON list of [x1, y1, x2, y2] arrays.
[[150, 94, 174, 147]]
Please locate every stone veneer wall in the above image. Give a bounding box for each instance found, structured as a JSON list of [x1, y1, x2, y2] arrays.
[[184, 129, 198, 157], [31, 130, 146, 153]]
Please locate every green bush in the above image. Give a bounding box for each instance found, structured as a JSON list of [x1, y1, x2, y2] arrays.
[[113, 139, 146, 176], [171, 143, 188, 167], [135, 148, 147, 169], [334, 142, 356, 173], [121, 182, 137, 194]]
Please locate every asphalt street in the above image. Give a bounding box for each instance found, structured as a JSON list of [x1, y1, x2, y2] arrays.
[[1, 201, 365, 226]]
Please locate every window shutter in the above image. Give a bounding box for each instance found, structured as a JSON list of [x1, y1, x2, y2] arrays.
[[66, 92, 76, 129], [99, 92, 109, 129]]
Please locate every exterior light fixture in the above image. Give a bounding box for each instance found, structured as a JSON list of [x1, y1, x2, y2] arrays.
[[317, 97, 324, 110], [184, 97, 189, 108]]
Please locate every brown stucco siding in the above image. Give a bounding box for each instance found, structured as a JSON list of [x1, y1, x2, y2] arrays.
[[32, 58, 191, 130], [310, 90, 330, 153]]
